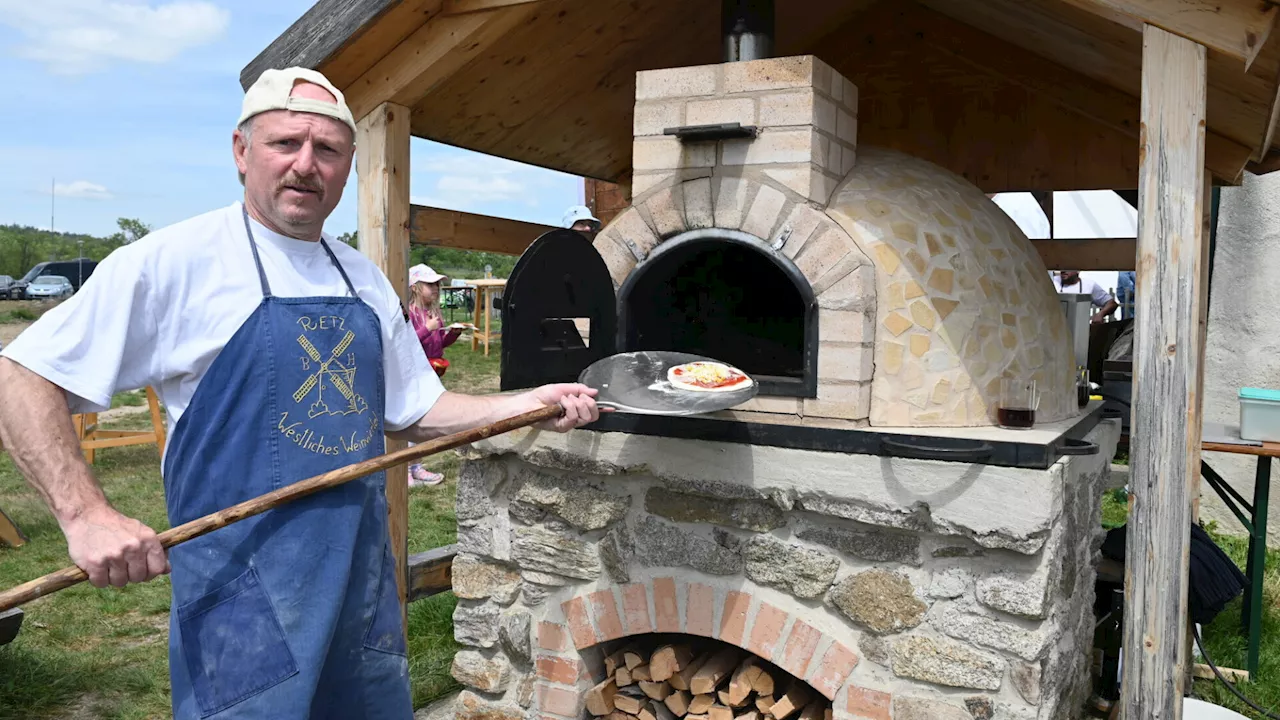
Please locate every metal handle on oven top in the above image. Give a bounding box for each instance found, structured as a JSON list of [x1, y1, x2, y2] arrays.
[[878, 437, 994, 463], [1058, 438, 1100, 456]]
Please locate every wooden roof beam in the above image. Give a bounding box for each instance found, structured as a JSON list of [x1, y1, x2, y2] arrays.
[[344, 1, 539, 122], [409, 205, 555, 255], [898, 2, 1252, 184], [1057, 0, 1279, 71]]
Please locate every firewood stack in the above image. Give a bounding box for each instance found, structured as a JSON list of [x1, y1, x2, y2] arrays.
[[585, 640, 831, 720]]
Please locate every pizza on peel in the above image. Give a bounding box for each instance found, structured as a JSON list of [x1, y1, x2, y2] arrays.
[[666, 361, 753, 393]]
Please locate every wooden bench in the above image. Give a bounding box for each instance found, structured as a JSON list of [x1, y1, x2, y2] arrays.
[[407, 544, 456, 603]]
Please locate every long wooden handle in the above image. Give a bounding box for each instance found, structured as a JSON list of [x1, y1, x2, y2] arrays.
[[0, 404, 563, 612]]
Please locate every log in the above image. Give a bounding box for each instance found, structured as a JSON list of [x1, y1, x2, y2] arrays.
[[618, 666, 634, 687], [687, 716, 709, 720], [637, 705, 657, 720], [654, 701, 677, 720], [708, 706, 734, 720], [588, 678, 620, 716], [690, 648, 742, 695], [688, 695, 715, 715], [607, 713, 632, 720], [755, 697, 775, 714], [736, 712, 760, 720], [633, 665, 653, 683], [728, 657, 760, 706], [666, 691, 692, 717], [642, 681, 674, 701], [769, 682, 812, 720], [651, 644, 694, 682], [750, 667, 774, 697], [626, 651, 646, 670], [670, 653, 711, 691], [617, 695, 646, 715]]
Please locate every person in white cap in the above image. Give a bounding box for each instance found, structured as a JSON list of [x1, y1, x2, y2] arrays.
[[0, 67, 599, 719], [563, 204, 602, 240], [405, 263, 463, 486]]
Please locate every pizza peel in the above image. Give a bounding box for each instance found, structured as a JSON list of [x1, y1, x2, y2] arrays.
[[579, 350, 759, 416], [0, 354, 753, 611]]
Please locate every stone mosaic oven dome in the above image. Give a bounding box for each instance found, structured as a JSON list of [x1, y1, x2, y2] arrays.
[[826, 147, 1076, 427]]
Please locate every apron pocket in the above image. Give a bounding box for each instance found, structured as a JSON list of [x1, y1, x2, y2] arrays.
[[177, 566, 299, 717], [363, 544, 407, 656]]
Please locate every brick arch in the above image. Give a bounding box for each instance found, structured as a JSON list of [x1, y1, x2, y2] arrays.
[[589, 174, 878, 423], [539, 577, 859, 705], [592, 176, 872, 301]]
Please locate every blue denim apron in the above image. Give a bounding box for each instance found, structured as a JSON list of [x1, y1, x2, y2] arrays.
[[162, 208, 411, 719]]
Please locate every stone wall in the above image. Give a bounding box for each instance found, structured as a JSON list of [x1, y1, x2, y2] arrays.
[[449, 420, 1120, 720], [1202, 171, 1280, 544]]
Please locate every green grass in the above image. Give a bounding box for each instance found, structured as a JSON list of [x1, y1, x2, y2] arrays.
[[1101, 490, 1280, 718], [0, 308, 36, 324], [0, 338, 501, 718], [109, 391, 146, 409]]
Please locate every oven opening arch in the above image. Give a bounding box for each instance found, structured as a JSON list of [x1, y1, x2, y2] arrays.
[[616, 229, 818, 399]]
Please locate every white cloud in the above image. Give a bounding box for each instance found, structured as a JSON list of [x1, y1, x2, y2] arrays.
[[435, 174, 526, 202], [0, 0, 230, 75], [53, 180, 112, 199]]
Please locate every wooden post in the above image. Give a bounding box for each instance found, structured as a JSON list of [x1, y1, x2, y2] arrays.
[[356, 101, 412, 632], [1122, 24, 1209, 720]]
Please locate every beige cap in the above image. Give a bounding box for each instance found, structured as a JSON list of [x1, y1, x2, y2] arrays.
[[238, 67, 357, 136]]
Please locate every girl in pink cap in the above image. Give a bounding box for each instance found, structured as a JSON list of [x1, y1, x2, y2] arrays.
[[407, 264, 464, 485]]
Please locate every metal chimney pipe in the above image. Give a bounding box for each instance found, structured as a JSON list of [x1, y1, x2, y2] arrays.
[[723, 0, 774, 62]]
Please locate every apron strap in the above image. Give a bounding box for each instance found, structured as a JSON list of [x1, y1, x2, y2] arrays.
[[319, 239, 359, 298], [241, 205, 273, 298]]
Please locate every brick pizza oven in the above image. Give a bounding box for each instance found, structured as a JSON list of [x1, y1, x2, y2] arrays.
[[455, 32, 1120, 720]]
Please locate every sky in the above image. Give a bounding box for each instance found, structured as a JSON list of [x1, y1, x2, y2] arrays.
[[0, 0, 585, 239]]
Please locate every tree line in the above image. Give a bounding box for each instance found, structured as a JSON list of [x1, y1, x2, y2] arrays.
[[0, 221, 515, 284], [337, 231, 517, 279], [0, 218, 151, 280]]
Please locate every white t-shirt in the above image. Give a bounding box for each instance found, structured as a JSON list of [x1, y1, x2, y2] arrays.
[[1052, 274, 1112, 309], [1, 202, 444, 442]]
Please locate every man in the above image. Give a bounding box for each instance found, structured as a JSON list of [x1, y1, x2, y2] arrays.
[[563, 204, 602, 240], [1053, 270, 1119, 324], [0, 67, 599, 719]]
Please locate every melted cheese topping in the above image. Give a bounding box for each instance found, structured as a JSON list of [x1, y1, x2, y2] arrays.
[[672, 362, 743, 387]]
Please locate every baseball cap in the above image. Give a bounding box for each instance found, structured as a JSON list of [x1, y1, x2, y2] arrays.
[[239, 67, 357, 136], [409, 264, 448, 285], [562, 205, 602, 231]]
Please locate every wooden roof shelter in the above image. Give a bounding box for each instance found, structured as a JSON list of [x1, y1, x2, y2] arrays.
[[246, 2, 1280, 716]]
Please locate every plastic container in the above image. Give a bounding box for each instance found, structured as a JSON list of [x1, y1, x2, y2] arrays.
[[1239, 387, 1280, 442]]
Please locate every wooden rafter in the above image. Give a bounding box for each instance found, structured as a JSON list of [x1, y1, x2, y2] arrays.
[[444, 0, 539, 14], [1031, 238, 1135, 271], [1058, 0, 1279, 70], [344, 2, 538, 121], [897, 2, 1253, 184], [409, 205, 555, 255]]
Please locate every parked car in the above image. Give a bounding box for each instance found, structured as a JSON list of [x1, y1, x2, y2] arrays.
[[11, 259, 97, 298], [0, 275, 15, 300], [25, 275, 73, 300]]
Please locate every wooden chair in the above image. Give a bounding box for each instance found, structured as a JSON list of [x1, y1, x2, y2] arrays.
[[74, 386, 167, 464]]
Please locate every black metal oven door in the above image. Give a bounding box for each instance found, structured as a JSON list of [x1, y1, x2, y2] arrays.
[[500, 229, 617, 391]]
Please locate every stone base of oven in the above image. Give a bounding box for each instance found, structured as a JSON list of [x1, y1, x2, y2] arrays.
[[450, 418, 1121, 720]]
